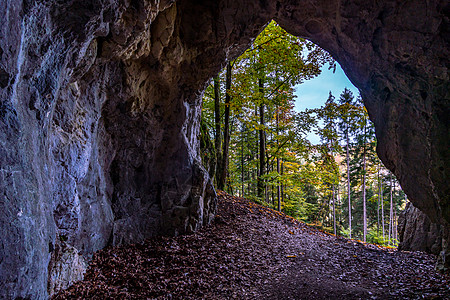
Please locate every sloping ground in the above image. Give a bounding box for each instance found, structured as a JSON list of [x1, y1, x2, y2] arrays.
[[54, 192, 449, 299]]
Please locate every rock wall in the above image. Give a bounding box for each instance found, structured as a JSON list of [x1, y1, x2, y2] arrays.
[[0, 0, 448, 298], [398, 202, 442, 255]]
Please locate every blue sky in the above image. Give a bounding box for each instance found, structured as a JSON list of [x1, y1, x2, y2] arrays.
[[294, 62, 359, 144]]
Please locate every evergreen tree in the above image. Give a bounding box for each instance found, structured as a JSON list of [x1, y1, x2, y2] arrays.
[[200, 21, 408, 248], [337, 88, 357, 239]]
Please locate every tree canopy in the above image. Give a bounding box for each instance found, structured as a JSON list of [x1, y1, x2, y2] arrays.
[[200, 21, 406, 247]]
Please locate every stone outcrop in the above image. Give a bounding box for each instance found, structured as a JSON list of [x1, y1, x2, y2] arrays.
[[47, 241, 87, 296], [398, 202, 442, 255], [0, 0, 448, 298]]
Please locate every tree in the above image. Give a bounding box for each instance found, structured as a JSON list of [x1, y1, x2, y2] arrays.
[[223, 20, 332, 203], [337, 88, 356, 239], [200, 20, 408, 248], [317, 91, 341, 235], [214, 76, 221, 179], [351, 97, 375, 242], [389, 173, 394, 245], [216, 62, 233, 190], [258, 77, 266, 198]]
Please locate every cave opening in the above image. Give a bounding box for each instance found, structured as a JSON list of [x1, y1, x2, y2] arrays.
[[199, 20, 409, 248], [1, 1, 448, 298]]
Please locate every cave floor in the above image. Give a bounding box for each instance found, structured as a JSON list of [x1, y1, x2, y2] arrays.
[[54, 191, 450, 299]]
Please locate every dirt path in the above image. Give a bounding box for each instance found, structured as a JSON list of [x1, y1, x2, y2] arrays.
[[54, 192, 450, 299]]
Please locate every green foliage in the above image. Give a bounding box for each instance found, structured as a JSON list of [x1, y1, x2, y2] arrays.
[[200, 20, 406, 248], [367, 227, 398, 247]]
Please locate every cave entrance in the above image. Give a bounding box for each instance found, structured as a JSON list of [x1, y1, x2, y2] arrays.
[[2, 1, 448, 298], [199, 21, 407, 247]]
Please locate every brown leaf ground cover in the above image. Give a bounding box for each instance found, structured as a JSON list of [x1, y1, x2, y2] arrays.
[[54, 191, 450, 299]]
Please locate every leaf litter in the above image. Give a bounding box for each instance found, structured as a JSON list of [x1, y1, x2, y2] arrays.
[[54, 191, 449, 299]]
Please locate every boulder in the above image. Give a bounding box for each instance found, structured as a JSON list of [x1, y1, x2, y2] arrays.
[[47, 241, 87, 296], [398, 202, 442, 255]]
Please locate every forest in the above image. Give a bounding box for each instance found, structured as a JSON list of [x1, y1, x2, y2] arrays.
[[200, 21, 406, 247]]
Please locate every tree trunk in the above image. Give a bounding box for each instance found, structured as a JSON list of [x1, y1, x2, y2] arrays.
[[277, 158, 280, 211], [276, 109, 281, 211], [333, 185, 337, 235], [255, 105, 259, 183], [362, 125, 367, 242], [338, 184, 341, 233], [346, 128, 352, 239], [392, 179, 396, 243], [271, 184, 275, 206], [247, 130, 251, 196], [389, 173, 393, 245], [217, 62, 232, 190], [251, 171, 255, 195], [241, 124, 245, 197], [257, 78, 265, 198], [393, 203, 397, 244], [377, 163, 380, 235], [213, 76, 221, 183], [281, 161, 284, 210], [381, 175, 385, 241]]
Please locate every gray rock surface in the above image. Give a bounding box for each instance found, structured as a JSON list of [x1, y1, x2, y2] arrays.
[[0, 0, 448, 298], [47, 240, 87, 296], [398, 202, 442, 255]]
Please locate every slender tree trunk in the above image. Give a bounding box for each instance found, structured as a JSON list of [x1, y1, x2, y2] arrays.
[[377, 163, 380, 235], [255, 105, 259, 186], [337, 184, 341, 234], [257, 78, 265, 198], [241, 124, 245, 197], [214, 76, 221, 183], [325, 194, 330, 228], [281, 161, 284, 210], [271, 184, 275, 206], [389, 173, 393, 245], [276, 109, 281, 211], [246, 129, 252, 196], [333, 185, 337, 235], [217, 62, 232, 190], [252, 171, 255, 195], [392, 180, 396, 243], [346, 128, 352, 239], [277, 157, 281, 211], [269, 160, 273, 205], [248, 168, 251, 196], [394, 203, 397, 244], [381, 176, 385, 241], [277, 161, 281, 211], [362, 126, 367, 242]]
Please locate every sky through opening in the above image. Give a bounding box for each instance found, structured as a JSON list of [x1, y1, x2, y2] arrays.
[[294, 62, 359, 144]]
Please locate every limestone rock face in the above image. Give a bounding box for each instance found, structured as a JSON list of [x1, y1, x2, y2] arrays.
[[0, 0, 448, 298], [47, 241, 87, 296], [398, 202, 442, 255]]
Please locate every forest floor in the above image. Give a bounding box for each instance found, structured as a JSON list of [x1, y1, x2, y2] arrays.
[[54, 191, 450, 299]]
